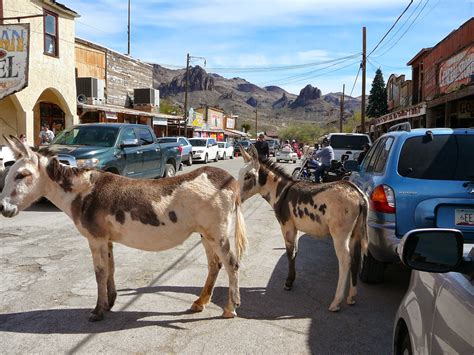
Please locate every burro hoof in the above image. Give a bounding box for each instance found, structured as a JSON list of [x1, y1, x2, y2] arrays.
[[346, 297, 356, 305], [190, 301, 204, 312], [328, 303, 341, 312], [88, 312, 104, 322], [284, 283, 293, 291], [222, 309, 237, 318]]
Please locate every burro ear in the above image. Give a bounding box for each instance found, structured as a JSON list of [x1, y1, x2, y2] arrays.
[[249, 144, 259, 160], [3, 135, 32, 160], [240, 144, 252, 162]]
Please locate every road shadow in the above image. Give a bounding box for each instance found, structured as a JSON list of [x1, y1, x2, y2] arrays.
[[25, 199, 60, 212], [0, 235, 410, 353]]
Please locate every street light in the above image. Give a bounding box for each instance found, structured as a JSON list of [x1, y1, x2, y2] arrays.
[[184, 53, 206, 137]]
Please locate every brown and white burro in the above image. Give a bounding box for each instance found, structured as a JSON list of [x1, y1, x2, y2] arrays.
[[0, 135, 248, 321], [239, 145, 368, 312]]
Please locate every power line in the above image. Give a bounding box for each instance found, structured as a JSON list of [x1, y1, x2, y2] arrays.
[[374, 0, 431, 58], [349, 64, 362, 97], [368, 0, 414, 57]]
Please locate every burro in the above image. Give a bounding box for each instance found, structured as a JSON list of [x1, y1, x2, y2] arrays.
[[0, 135, 248, 321]]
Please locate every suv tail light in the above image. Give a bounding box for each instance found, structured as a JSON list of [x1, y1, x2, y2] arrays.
[[370, 184, 396, 213], [178, 145, 183, 154]]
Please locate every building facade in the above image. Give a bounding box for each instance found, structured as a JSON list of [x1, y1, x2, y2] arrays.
[[0, 0, 79, 145]]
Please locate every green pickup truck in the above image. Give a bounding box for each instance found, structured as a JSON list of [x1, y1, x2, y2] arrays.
[[45, 123, 181, 178]]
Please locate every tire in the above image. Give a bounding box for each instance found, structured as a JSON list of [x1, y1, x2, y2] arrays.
[[276, 159, 280, 163], [230, 153, 234, 159], [396, 331, 412, 355], [359, 250, 386, 283], [164, 163, 176, 177], [186, 155, 193, 166], [204, 154, 208, 164], [222, 153, 226, 160], [293, 160, 297, 164], [292, 167, 301, 180], [214, 153, 218, 162]]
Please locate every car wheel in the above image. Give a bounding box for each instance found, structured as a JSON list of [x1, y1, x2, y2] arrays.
[[230, 153, 234, 159], [293, 160, 297, 164], [204, 154, 208, 164], [276, 159, 280, 162], [222, 152, 226, 160], [186, 155, 193, 166], [164, 164, 176, 177], [396, 331, 412, 355], [359, 250, 386, 283], [214, 153, 218, 162]]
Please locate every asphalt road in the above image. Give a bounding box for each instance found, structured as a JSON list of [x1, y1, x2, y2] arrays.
[[0, 156, 410, 354]]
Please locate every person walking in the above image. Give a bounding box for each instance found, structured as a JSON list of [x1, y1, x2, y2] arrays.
[[39, 125, 55, 145], [254, 133, 269, 160], [313, 137, 334, 182]]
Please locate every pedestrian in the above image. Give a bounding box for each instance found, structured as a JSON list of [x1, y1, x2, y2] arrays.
[[357, 143, 371, 165], [254, 133, 269, 160], [312, 137, 334, 182], [18, 134, 27, 144], [39, 125, 55, 145]]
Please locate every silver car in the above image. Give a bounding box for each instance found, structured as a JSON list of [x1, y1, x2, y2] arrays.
[[393, 228, 473, 354]]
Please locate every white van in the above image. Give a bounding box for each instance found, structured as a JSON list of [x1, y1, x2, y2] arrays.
[[327, 133, 371, 161]]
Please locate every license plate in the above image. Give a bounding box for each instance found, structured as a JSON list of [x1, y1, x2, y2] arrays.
[[455, 209, 474, 226]]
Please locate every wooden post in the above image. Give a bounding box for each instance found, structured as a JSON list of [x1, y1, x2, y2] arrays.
[[361, 27, 367, 133], [340, 84, 345, 133], [184, 53, 190, 137]]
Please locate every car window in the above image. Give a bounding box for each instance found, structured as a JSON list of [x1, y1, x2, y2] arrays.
[[209, 139, 216, 146], [178, 138, 188, 145], [374, 137, 394, 173], [330, 135, 370, 150], [398, 134, 474, 180], [363, 138, 384, 172], [120, 127, 137, 143], [218, 142, 225, 148], [157, 138, 176, 143], [189, 139, 206, 147], [136, 128, 154, 145]]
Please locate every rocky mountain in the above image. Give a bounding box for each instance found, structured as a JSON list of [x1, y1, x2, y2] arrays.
[[152, 64, 361, 131]]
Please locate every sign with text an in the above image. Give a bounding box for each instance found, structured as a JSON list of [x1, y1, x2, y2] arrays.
[[0, 24, 30, 100]]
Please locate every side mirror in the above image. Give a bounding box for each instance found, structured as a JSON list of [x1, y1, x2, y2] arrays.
[[208, 144, 213, 148], [121, 138, 139, 148], [398, 228, 469, 274]]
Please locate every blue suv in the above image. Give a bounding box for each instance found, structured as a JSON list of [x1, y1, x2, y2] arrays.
[[350, 127, 474, 283]]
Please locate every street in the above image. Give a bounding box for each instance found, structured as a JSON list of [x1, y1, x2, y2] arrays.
[[0, 157, 410, 354]]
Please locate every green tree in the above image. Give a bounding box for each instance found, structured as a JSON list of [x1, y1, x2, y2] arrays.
[[367, 68, 388, 118], [241, 123, 251, 133], [279, 123, 322, 144]]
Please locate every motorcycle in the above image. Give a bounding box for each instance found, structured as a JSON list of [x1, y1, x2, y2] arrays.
[[292, 154, 358, 183]]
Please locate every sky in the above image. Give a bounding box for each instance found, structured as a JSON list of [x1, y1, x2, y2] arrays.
[[65, 0, 472, 96]]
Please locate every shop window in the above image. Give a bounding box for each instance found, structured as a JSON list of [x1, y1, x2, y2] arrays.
[[44, 10, 58, 57]]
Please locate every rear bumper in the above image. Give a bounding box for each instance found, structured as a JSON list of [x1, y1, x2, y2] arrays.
[[367, 218, 400, 263]]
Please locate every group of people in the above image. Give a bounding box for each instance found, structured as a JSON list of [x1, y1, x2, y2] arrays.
[[39, 125, 55, 145]]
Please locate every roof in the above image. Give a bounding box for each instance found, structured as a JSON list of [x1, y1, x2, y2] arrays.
[[78, 103, 157, 117], [44, 0, 79, 17], [407, 48, 432, 66]]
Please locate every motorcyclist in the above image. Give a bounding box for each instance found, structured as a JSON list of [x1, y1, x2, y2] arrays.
[[312, 137, 334, 182]]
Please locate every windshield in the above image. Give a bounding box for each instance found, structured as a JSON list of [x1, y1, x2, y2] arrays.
[[330, 135, 370, 150], [398, 134, 474, 180], [189, 139, 207, 147], [157, 138, 177, 143], [53, 126, 119, 147], [235, 141, 251, 147], [218, 143, 225, 148]]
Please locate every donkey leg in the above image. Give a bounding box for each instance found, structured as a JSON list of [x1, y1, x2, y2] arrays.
[[329, 236, 351, 312], [281, 223, 298, 290], [210, 235, 240, 318], [107, 242, 117, 310], [88, 239, 110, 321], [191, 236, 222, 312], [347, 238, 361, 305]]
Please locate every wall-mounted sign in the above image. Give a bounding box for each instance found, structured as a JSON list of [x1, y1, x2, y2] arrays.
[[105, 111, 117, 120], [226, 117, 235, 129], [152, 117, 167, 126], [374, 102, 426, 127], [0, 24, 29, 100], [192, 112, 204, 127], [439, 46, 473, 94]]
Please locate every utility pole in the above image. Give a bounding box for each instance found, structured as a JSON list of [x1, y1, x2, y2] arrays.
[[184, 53, 190, 137], [127, 0, 131, 55], [361, 26, 367, 133], [340, 84, 345, 133], [255, 106, 258, 137]]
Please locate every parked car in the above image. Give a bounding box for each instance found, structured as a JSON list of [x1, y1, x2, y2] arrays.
[[0, 145, 15, 192], [350, 127, 474, 283], [46, 123, 182, 178], [233, 140, 252, 157], [217, 142, 234, 160], [393, 228, 473, 355], [276, 147, 298, 163], [188, 137, 219, 163], [327, 132, 372, 161], [157, 136, 193, 166]]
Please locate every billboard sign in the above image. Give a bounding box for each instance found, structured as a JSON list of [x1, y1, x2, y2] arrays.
[[0, 24, 30, 100]]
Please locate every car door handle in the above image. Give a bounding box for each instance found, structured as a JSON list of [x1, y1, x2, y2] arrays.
[[155, 148, 161, 152], [136, 151, 143, 155]]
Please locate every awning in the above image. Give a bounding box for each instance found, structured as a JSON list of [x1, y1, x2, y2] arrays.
[[224, 129, 248, 137], [78, 103, 157, 117]]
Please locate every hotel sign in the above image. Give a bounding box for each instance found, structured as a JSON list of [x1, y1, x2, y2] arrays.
[[373, 103, 426, 127], [0, 24, 29, 100], [439, 46, 473, 94]]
